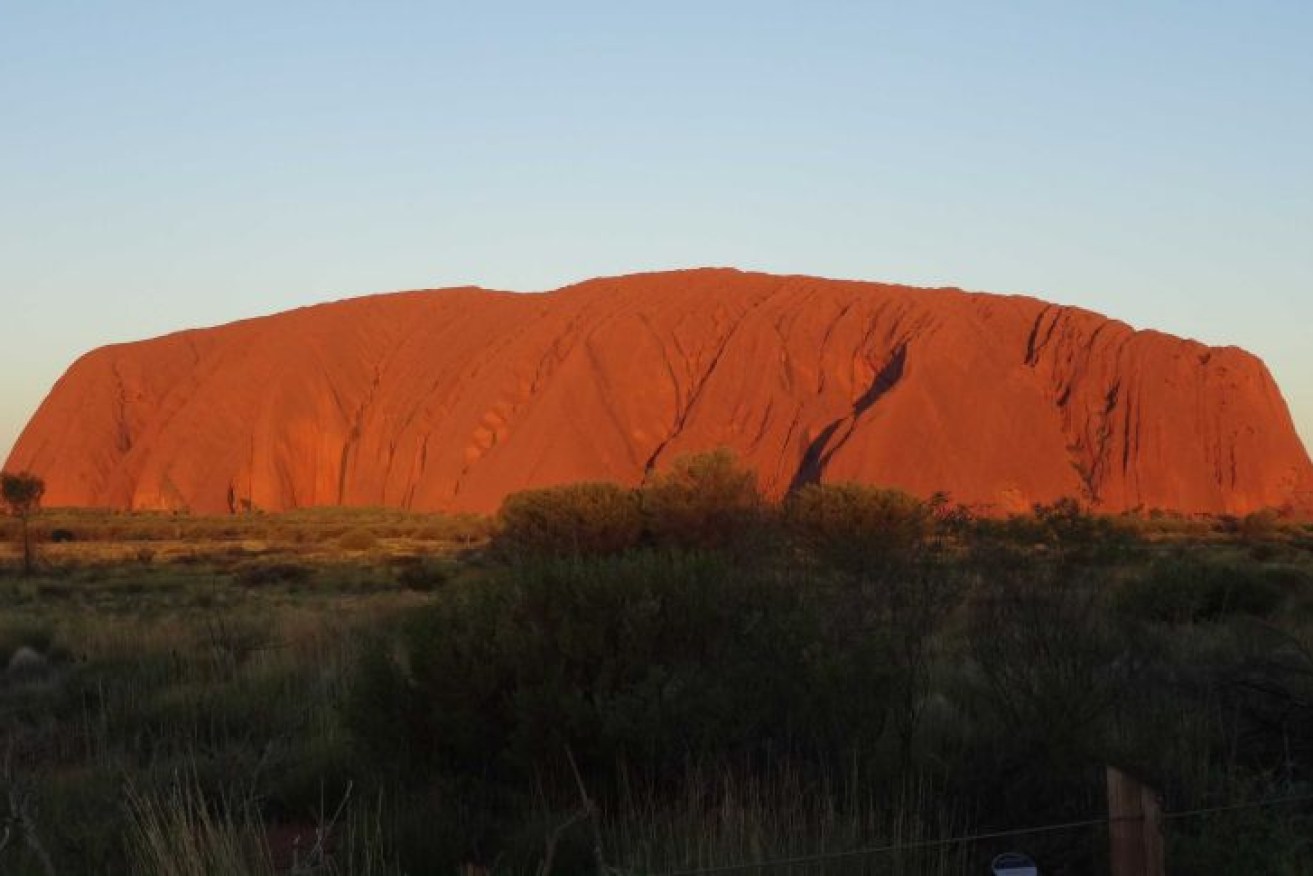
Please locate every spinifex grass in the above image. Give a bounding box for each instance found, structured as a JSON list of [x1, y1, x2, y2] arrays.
[[604, 764, 967, 876]]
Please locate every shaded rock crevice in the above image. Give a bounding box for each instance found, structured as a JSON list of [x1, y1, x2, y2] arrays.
[[790, 343, 908, 491]]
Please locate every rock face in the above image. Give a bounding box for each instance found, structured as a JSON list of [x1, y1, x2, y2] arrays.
[[8, 269, 1312, 515]]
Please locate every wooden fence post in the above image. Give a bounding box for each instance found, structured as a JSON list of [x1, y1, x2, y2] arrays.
[[1106, 766, 1165, 876]]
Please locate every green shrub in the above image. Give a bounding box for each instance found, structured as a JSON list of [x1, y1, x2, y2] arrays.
[[978, 498, 1140, 565], [641, 449, 763, 550], [785, 482, 931, 568], [495, 482, 642, 557], [344, 550, 892, 787], [1041, 498, 1140, 558], [234, 561, 313, 587], [1247, 541, 1284, 563], [1237, 507, 1282, 543], [338, 528, 379, 552], [392, 556, 458, 591], [1114, 558, 1288, 624]]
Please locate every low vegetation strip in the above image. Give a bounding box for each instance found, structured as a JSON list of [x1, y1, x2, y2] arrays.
[[1, 452, 1312, 874]]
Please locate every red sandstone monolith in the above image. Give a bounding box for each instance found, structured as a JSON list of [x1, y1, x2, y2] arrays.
[[8, 269, 1311, 515]]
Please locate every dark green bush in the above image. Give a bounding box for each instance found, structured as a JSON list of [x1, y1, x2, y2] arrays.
[[785, 482, 931, 569], [344, 550, 895, 789], [1114, 558, 1288, 624], [972, 498, 1140, 566], [391, 555, 458, 591], [1237, 508, 1282, 543], [640, 449, 764, 550], [495, 481, 642, 557], [1036, 498, 1140, 561], [337, 527, 378, 552], [234, 561, 312, 587]]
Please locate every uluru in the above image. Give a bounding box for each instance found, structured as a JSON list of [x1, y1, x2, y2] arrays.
[[7, 268, 1311, 516]]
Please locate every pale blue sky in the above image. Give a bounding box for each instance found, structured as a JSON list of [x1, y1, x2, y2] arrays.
[[2, 1, 1310, 463]]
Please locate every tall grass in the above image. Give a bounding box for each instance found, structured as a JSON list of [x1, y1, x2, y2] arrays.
[[605, 766, 967, 876], [124, 774, 402, 876], [126, 775, 274, 876]]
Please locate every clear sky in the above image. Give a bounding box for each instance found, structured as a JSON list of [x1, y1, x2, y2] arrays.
[[2, 1, 1310, 463]]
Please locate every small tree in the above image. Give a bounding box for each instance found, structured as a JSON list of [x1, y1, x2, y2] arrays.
[[641, 449, 762, 550], [495, 481, 643, 557], [785, 482, 932, 570], [1, 470, 46, 575]]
